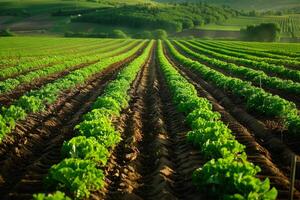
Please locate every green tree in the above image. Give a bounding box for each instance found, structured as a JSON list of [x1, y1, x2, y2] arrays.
[[110, 29, 127, 38], [152, 29, 168, 39], [241, 23, 280, 42]]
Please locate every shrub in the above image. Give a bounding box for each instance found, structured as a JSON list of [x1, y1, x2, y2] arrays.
[[152, 29, 168, 39], [110, 29, 127, 38], [0, 29, 14, 37]]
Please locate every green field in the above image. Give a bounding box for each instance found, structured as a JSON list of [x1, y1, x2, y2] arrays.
[[0, 1, 300, 198], [0, 36, 300, 200]]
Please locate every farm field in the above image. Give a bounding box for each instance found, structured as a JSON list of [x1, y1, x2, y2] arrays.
[[0, 37, 300, 200]]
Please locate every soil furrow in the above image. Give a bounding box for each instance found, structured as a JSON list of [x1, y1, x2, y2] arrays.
[[96, 47, 208, 200], [0, 48, 144, 200]]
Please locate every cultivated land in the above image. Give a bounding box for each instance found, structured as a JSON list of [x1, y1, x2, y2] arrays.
[[0, 37, 299, 199]]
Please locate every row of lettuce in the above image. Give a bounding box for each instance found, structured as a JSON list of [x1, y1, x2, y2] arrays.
[[0, 40, 137, 94], [31, 40, 278, 200], [175, 41, 300, 95], [198, 40, 300, 69], [0, 39, 118, 77], [157, 40, 277, 199], [185, 40, 300, 83], [32, 41, 154, 200], [0, 39, 113, 67], [210, 41, 300, 60], [0, 41, 145, 141], [166, 40, 300, 135], [206, 40, 299, 61]]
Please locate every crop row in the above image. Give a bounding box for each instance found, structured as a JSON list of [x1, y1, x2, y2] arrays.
[[185, 40, 300, 83], [279, 16, 300, 33], [0, 41, 146, 142], [0, 37, 102, 57], [166, 40, 300, 135], [0, 40, 130, 79], [0, 39, 117, 69], [0, 40, 138, 94], [33, 40, 154, 200], [197, 40, 300, 69], [224, 41, 300, 58], [175, 40, 300, 95], [204, 40, 299, 61], [157, 40, 277, 199]]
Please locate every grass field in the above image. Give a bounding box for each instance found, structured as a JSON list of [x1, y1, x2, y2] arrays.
[[0, 37, 299, 200]]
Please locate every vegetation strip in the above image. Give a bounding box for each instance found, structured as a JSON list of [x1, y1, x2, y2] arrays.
[[187, 40, 300, 83], [0, 40, 137, 94], [0, 41, 146, 142], [165, 40, 300, 135], [32, 41, 153, 199], [207, 41, 299, 61], [0, 40, 112, 74], [0, 39, 116, 69], [199, 40, 300, 69], [174, 40, 300, 97], [157, 40, 277, 199]]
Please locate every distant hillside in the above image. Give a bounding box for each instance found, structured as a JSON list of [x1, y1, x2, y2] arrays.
[[0, 0, 239, 36], [156, 0, 300, 11], [72, 3, 238, 32]]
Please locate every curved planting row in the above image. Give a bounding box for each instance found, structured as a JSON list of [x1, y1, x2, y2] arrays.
[[0, 40, 129, 80], [0, 41, 146, 142], [33, 40, 154, 200], [0, 39, 109, 68], [185, 40, 300, 83], [199, 40, 300, 68], [220, 41, 300, 59], [166, 40, 300, 135], [157, 40, 277, 199], [0, 40, 138, 94], [0, 37, 102, 58], [208, 41, 299, 60], [174, 41, 300, 95], [0, 39, 100, 68]]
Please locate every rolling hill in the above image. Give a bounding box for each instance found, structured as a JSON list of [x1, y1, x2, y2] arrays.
[[0, 0, 238, 36]]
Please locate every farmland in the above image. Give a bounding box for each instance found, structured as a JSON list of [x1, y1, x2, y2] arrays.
[[0, 37, 299, 200]]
